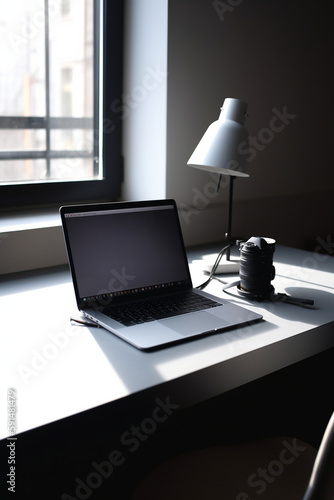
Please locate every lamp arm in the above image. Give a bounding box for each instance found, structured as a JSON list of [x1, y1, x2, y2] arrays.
[[226, 175, 235, 260]]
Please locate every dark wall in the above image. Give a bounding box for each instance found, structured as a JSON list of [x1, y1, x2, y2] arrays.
[[167, 0, 334, 249]]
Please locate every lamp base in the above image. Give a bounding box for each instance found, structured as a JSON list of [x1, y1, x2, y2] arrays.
[[191, 253, 240, 275], [203, 256, 240, 274]]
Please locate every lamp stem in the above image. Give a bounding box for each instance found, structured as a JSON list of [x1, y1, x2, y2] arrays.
[[226, 175, 235, 261]]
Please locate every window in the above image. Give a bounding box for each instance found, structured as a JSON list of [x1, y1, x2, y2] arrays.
[[0, 0, 123, 209]]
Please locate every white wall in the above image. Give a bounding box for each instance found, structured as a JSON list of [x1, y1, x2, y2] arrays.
[[122, 0, 168, 200]]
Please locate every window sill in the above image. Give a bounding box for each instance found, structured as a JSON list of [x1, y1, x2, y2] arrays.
[[0, 209, 68, 275], [1, 208, 61, 232]]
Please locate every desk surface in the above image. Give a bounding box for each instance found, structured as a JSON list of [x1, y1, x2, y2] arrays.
[[1, 244, 334, 440]]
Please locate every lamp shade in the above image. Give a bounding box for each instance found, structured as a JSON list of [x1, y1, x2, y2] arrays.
[[187, 98, 250, 177]]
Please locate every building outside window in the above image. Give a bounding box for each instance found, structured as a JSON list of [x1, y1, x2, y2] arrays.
[[0, 0, 122, 209]]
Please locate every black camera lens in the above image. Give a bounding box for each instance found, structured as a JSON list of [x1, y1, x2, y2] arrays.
[[238, 237, 276, 300]]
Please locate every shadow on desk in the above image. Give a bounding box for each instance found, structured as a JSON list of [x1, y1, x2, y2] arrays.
[[224, 286, 333, 324], [264, 288, 333, 322]]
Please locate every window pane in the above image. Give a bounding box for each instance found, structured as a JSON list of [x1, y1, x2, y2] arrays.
[[49, 158, 94, 180], [0, 0, 123, 209], [48, 1, 94, 119], [0, 159, 47, 184], [0, 0, 98, 185], [0, 129, 46, 151], [0, 0, 46, 117]]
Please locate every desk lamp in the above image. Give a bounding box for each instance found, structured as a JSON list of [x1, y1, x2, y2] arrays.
[[187, 98, 250, 274]]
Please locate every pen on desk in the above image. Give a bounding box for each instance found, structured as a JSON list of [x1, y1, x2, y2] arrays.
[[275, 293, 315, 308]]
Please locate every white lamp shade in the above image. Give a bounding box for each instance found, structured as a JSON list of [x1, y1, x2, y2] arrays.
[[187, 98, 250, 177]]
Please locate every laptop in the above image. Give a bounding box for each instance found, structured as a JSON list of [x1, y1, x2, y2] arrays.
[[60, 199, 262, 350]]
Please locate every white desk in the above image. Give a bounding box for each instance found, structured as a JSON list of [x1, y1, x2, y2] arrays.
[[1, 244, 334, 441]]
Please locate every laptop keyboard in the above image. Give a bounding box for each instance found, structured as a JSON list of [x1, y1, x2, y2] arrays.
[[104, 292, 221, 327]]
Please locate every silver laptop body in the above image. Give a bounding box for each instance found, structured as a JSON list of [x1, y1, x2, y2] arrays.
[[60, 199, 262, 350]]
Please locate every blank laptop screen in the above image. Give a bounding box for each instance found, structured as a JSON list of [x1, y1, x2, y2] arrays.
[[63, 203, 191, 304]]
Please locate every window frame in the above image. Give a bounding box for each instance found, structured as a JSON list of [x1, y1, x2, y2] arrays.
[[0, 0, 123, 211]]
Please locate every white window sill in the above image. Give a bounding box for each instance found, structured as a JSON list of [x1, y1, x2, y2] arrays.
[[1, 209, 61, 233], [0, 210, 68, 275]]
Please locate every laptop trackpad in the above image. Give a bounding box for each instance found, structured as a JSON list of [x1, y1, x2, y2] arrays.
[[159, 311, 230, 336]]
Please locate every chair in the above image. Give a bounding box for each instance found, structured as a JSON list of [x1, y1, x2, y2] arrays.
[[131, 411, 334, 500], [303, 411, 334, 500]]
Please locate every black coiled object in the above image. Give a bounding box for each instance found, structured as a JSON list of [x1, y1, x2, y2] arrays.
[[238, 237, 276, 300]]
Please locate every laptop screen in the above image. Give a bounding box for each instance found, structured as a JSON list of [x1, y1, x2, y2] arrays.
[[61, 200, 192, 308]]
